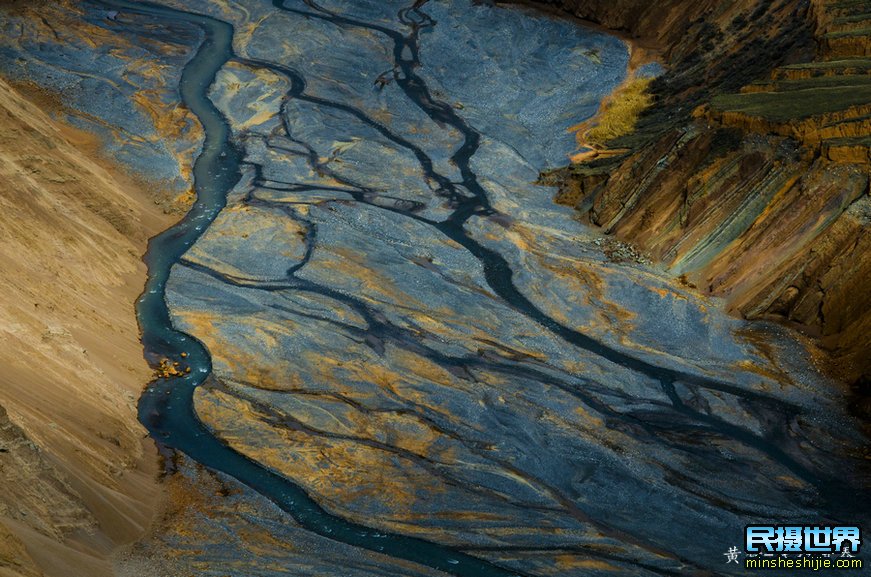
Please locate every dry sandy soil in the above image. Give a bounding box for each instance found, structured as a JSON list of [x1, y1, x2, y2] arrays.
[[0, 78, 171, 577]]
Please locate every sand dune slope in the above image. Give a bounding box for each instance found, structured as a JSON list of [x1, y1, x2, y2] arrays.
[[0, 78, 169, 577]]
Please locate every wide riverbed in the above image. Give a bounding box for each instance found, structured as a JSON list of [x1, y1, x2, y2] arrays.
[[5, 1, 868, 575]]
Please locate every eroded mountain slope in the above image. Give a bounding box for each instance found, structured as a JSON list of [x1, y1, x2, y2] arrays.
[[0, 74, 167, 577], [546, 0, 871, 391]]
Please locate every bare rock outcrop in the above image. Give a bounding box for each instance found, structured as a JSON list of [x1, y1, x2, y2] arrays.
[[543, 0, 871, 385]]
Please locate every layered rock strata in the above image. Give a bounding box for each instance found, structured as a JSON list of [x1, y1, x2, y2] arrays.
[[544, 0, 871, 390]]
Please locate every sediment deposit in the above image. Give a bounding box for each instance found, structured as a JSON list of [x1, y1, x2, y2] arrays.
[[1, 1, 868, 577]]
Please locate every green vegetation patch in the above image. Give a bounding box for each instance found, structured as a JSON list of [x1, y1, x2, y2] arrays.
[[825, 26, 871, 38], [781, 58, 871, 71], [713, 75, 871, 121], [833, 12, 871, 24], [826, 135, 871, 145], [761, 73, 871, 90], [830, 0, 871, 15], [585, 78, 653, 147]]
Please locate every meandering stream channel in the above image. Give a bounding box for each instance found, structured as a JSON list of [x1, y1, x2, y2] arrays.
[[100, 1, 868, 575]]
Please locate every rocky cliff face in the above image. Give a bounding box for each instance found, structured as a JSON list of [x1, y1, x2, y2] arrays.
[[541, 0, 871, 393]]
